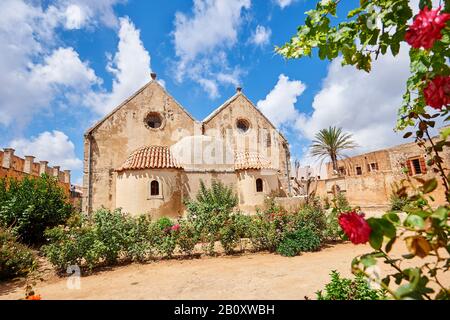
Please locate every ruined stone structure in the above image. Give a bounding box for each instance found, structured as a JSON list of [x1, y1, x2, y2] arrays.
[[310, 132, 450, 208], [83, 74, 292, 217], [0, 148, 71, 193]]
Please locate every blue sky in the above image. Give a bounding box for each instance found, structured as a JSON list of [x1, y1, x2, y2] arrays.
[[0, 0, 418, 184]]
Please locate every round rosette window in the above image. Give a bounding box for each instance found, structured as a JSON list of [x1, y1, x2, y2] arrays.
[[145, 112, 164, 129], [236, 118, 250, 134]]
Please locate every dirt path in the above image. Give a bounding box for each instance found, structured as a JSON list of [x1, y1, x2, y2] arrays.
[[1, 242, 448, 300]]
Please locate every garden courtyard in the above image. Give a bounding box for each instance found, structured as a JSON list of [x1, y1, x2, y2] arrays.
[[1, 241, 448, 300]]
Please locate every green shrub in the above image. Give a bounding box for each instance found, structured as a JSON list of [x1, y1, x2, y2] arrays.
[[0, 228, 36, 280], [324, 208, 344, 241], [185, 180, 238, 254], [43, 224, 98, 271], [176, 220, 199, 256], [322, 192, 350, 241], [295, 206, 327, 238], [155, 217, 173, 231], [0, 175, 73, 245], [332, 192, 351, 212], [323, 196, 331, 210], [149, 219, 177, 258], [156, 234, 177, 258], [316, 271, 386, 300], [276, 226, 322, 257], [43, 208, 134, 270], [233, 213, 252, 239], [125, 215, 153, 262], [248, 212, 284, 252], [92, 208, 130, 264], [218, 215, 242, 254], [389, 193, 410, 211]]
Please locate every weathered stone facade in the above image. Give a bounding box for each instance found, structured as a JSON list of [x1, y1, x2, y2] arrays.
[[311, 132, 450, 208], [83, 76, 291, 217]]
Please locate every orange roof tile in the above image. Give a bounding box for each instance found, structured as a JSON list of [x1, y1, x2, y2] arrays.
[[234, 151, 273, 170], [117, 146, 182, 172]]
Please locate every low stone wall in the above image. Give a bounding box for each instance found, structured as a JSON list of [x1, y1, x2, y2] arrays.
[[274, 196, 306, 212]]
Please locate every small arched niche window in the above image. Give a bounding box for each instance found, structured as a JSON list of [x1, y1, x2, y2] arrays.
[[256, 178, 263, 193], [150, 180, 160, 196]]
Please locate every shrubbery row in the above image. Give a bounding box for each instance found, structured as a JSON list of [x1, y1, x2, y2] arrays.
[[42, 181, 339, 272]]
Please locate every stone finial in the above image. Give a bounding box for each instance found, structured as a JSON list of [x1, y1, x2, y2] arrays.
[[39, 161, 49, 176], [24, 156, 35, 174], [151, 72, 157, 80], [2, 148, 15, 169], [236, 86, 242, 93], [63, 170, 71, 184]]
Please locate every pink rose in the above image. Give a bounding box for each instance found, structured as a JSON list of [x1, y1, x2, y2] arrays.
[[338, 211, 371, 245], [405, 6, 450, 49]]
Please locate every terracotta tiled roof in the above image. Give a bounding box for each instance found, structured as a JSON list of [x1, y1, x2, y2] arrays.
[[117, 146, 182, 172], [234, 151, 273, 170]]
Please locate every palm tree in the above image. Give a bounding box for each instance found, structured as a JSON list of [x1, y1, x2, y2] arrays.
[[309, 126, 358, 175]]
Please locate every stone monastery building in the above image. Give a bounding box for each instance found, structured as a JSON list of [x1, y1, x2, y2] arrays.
[[82, 73, 292, 217]]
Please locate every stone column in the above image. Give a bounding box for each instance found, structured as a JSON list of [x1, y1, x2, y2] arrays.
[[39, 161, 48, 176], [24, 156, 35, 174], [2, 148, 15, 169], [64, 170, 71, 184]]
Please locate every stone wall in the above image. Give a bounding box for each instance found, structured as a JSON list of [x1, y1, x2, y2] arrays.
[[314, 133, 450, 207]]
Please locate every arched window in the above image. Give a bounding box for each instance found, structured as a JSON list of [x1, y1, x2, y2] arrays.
[[256, 178, 263, 193], [150, 180, 159, 196]]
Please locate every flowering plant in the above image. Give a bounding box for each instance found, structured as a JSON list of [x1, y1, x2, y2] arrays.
[[405, 6, 450, 49], [347, 178, 449, 300], [338, 211, 371, 245]]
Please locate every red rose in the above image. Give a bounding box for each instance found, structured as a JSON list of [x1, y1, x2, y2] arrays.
[[424, 75, 450, 110], [171, 224, 180, 232], [338, 211, 371, 245], [405, 6, 450, 49]]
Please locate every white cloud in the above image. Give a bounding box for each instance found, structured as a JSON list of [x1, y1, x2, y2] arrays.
[[275, 0, 294, 9], [174, 0, 250, 62], [250, 25, 271, 46], [0, 7, 99, 127], [58, 0, 125, 29], [0, 0, 125, 128], [257, 74, 305, 128], [295, 46, 411, 153], [172, 0, 250, 98], [31, 48, 100, 88], [64, 4, 85, 29], [10, 131, 82, 170], [87, 17, 151, 115]]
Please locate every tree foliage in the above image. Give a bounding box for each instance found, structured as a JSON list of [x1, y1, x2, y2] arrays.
[[310, 126, 358, 173], [0, 175, 73, 245]]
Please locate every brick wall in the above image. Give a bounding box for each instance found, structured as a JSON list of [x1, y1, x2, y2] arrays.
[[0, 148, 71, 195]]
